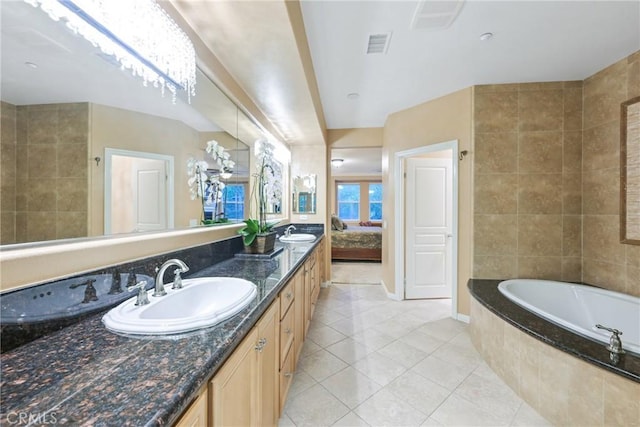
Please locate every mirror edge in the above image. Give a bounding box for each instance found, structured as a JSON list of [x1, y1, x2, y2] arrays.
[[620, 95, 640, 245]]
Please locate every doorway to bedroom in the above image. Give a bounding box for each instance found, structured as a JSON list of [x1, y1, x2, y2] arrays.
[[329, 147, 383, 289]]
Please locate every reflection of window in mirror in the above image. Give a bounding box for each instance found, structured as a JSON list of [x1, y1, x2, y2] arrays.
[[621, 96, 640, 245]]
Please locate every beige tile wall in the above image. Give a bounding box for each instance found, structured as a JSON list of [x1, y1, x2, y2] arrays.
[[473, 82, 583, 282], [4, 103, 89, 244], [1, 102, 18, 244], [470, 298, 640, 426], [583, 52, 640, 296]]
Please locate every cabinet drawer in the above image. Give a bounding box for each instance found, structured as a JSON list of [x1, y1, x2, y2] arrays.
[[279, 344, 294, 413], [279, 280, 295, 319], [280, 302, 294, 368]]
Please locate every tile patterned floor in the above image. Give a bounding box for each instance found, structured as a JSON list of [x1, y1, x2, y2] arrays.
[[279, 283, 551, 427], [330, 262, 382, 284]]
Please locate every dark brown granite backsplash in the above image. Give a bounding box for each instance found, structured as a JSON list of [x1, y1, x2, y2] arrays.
[[0, 224, 323, 352]]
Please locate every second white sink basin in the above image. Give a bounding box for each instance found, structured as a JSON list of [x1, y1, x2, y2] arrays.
[[102, 277, 257, 335], [279, 233, 316, 243]]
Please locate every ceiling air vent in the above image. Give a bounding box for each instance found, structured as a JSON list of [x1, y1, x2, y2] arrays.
[[366, 32, 392, 55], [410, 0, 465, 31]]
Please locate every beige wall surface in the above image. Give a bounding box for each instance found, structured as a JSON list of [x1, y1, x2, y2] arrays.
[[473, 81, 584, 282], [89, 103, 203, 235], [583, 51, 640, 296], [290, 144, 327, 226], [327, 127, 383, 148], [382, 88, 474, 315]]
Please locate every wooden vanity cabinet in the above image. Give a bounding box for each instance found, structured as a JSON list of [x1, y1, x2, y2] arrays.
[[174, 388, 208, 427], [175, 240, 327, 427], [278, 278, 296, 413], [209, 300, 279, 427], [305, 249, 321, 330]]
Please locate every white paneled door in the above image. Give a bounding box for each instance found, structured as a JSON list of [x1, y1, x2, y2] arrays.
[[105, 149, 173, 235], [405, 157, 453, 299], [132, 157, 168, 232]]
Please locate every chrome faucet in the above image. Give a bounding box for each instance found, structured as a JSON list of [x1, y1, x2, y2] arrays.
[[154, 259, 189, 296], [285, 225, 296, 237], [595, 324, 625, 354]]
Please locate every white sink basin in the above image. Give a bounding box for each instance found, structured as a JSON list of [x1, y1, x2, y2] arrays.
[[279, 233, 316, 243], [102, 277, 257, 335]]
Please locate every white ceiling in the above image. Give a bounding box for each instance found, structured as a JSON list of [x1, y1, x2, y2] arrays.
[[331, 147, 383, 176], [3, 0, 639, 151], [301, 0, 640, 129]]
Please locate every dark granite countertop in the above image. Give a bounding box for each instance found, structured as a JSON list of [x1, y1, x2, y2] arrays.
[[468, 279, 640, 383], [0, 236, 323, 426]]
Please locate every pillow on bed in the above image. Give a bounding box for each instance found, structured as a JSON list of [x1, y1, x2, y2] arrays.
[[331, 215, 343, 231]]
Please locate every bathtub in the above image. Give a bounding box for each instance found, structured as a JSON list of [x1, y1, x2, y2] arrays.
[[498, 279, 640, 354]]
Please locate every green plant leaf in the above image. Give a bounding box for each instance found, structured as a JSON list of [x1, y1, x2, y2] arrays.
[[242, 232, 256, 246], [238, 218, 261, 246], [263, 219, 280, 232]]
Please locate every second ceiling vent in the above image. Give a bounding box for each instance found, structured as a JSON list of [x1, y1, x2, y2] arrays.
[[410, 0, 465, 30], [366, 32, 392, 55]]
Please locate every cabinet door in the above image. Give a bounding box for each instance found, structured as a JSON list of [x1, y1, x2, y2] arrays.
[[174, 390, 208, 427], [319, 240, 326, 285], [257, 301, 280, 427], [210, 328, 258, 427], [293, 269, 305, 364], [280, 299, 295, 368], [304, 261, 312, 335]]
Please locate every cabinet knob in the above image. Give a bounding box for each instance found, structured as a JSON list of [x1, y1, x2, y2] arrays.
[[255, 337, 267, 352], [286, 292, 293, 300], [285, 328, 292, 335], [284, 372, 293, 378]]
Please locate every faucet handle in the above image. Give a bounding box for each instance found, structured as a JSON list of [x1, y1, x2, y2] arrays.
[[595, 324, 625, 354], [127, 280, 150, 306], [172, 270, 184, 290], [70, 279, 98, 303]]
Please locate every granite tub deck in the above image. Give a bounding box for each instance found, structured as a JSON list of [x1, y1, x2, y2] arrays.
[[468, 279, 640, 382], [0, 236, 323, 426]]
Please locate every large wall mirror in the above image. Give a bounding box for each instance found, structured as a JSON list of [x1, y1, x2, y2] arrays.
[[0, 0, 264, 247], [621, 96, 640, 245]]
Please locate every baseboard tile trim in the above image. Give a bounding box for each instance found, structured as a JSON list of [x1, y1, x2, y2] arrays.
[[456, 313, 470, 323]]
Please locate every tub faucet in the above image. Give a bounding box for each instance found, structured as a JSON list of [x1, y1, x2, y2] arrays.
[[285, 225, 296, 237], [154, 259, 189, 296], [70, 278, 98, 303], [595, 324, 625, 354]]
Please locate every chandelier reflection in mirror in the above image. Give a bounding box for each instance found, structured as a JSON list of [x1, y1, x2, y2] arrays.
[[24, 0, 196, 102]]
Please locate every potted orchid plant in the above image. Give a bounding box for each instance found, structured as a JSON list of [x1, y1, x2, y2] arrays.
[[187, 140, 235, 225], [238, 138, 282, 252]]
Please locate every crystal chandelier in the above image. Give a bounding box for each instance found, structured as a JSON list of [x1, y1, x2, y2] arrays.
[[24, 0, 196, 102]]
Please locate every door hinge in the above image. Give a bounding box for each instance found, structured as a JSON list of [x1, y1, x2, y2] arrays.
[[403, 172, 407, 179]]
